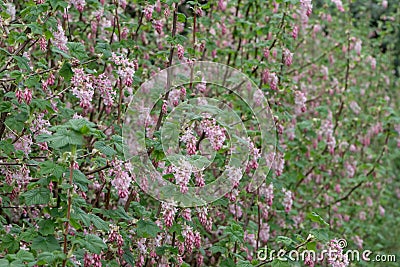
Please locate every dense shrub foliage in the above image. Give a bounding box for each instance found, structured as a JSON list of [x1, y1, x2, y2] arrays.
[[0, 0, 399, 266]]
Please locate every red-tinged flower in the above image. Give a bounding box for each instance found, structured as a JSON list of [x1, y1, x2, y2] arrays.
[[23, 88, 32, 105], [144, 5, 154, 21]]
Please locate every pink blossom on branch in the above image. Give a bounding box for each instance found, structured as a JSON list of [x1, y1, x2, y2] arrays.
[[70, 0, 86, 13], [52, 24, 69, 51]]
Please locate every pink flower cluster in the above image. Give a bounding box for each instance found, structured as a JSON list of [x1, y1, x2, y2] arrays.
[[294, 90, 307, 113], [283, 48, 293, 66], [31, 113, 51, 150], [246, 138, 261, 171], [161, 202, 177, 228], [319, 111, 336, 154], [70, 0, 86, 12], [331, 0, 345, 12], [71, 68, 116, 113], [111, 52, 137, 87], [262, 183, 274, 206], [144, 5, 154, 21], [172, 159, 193, 194], [300, 0, 313, 17], [71, 68, 94, 111], [180, 127, 197, 155], [108, 226, 124, 256], [84, 252, 102, 267], [282, 188, 293, 213], [196, 206, 212, 232], [95, 73, 115, 114], [52, 24, 69, 51], [15, 88, 32, 105], [326, 239, 350, 267], [200, 118, 226, 150], [181, 224, 201, 254], [108, 159, 133, 198]]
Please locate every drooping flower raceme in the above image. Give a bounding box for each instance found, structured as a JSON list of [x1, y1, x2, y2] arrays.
[[52, 24, 69, 51], [282, 188, 293, 213], [180, 127, 197, 155], [200, 118, 226, 151], [172, 159, 193, 194], [71, 68, 94, 112], [108, 159, 133, 199], [161, 202, 177, 228], [70, 0, 86, 12], [326, 239, 350, 267]]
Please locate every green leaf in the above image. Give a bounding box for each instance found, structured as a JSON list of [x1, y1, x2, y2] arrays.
[[38, 220, 56, 236], [22, 188, 51, 205], [307, 212, 329, 227], [209, 245, 227, 254], [16, 250, 34, 262], [276, 236, 295, 247], [68, 118, 96, 134], [90, 214, 109, 231], [0, 102, 12, 112], [0, 234, 19, 254], [224, 222, 244, 243], [0, 259, 10, 267], [12, 56, 31, 71], [136, 220, 161, 238], [66, 42, 88, 61], [31, 235, 61, 252], [73, 234, 107, 254], [72, 169, 90, 192], [59, 62, 73, 82], [39, 161, 64, 178], [94, 141, 116, 156]]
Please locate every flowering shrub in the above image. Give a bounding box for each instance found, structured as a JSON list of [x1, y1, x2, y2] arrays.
[[0, 0, 399, 266]]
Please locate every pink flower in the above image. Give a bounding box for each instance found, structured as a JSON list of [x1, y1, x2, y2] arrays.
[[161, 202, 177, 228], [180, 128, 197, 155], [218, 0, 227, 11], [282, 188, 293, 213], [108, 159, 133, 199], [23, 88, 32, 105], [263, 183, 274, 206], [153, 20, 163, 35], [292, 25, 299, 39], [294, 90, 306, 113], [38, 37, 47, 51], [52, 24, 69, 51], [177, 44, 185, 60], [200, 118, 226, 150], [283, 48, 293, 66], [144, 5, 154, 21], [246, 138, 261, 171], [327, 239, 349, 266], [379, 205, 385, 216], [197, 206, 212, 231], [354, 39, 362, 56], [70, 0, 86, 12], [172, 159, 193, 194], [15, 89, 24, 103], [268, 72, 278, 90], [71, 68, 94, 111], [331, 0, 345, 12], [181, 208, 192, 221], [263, 47, 270, 59]]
